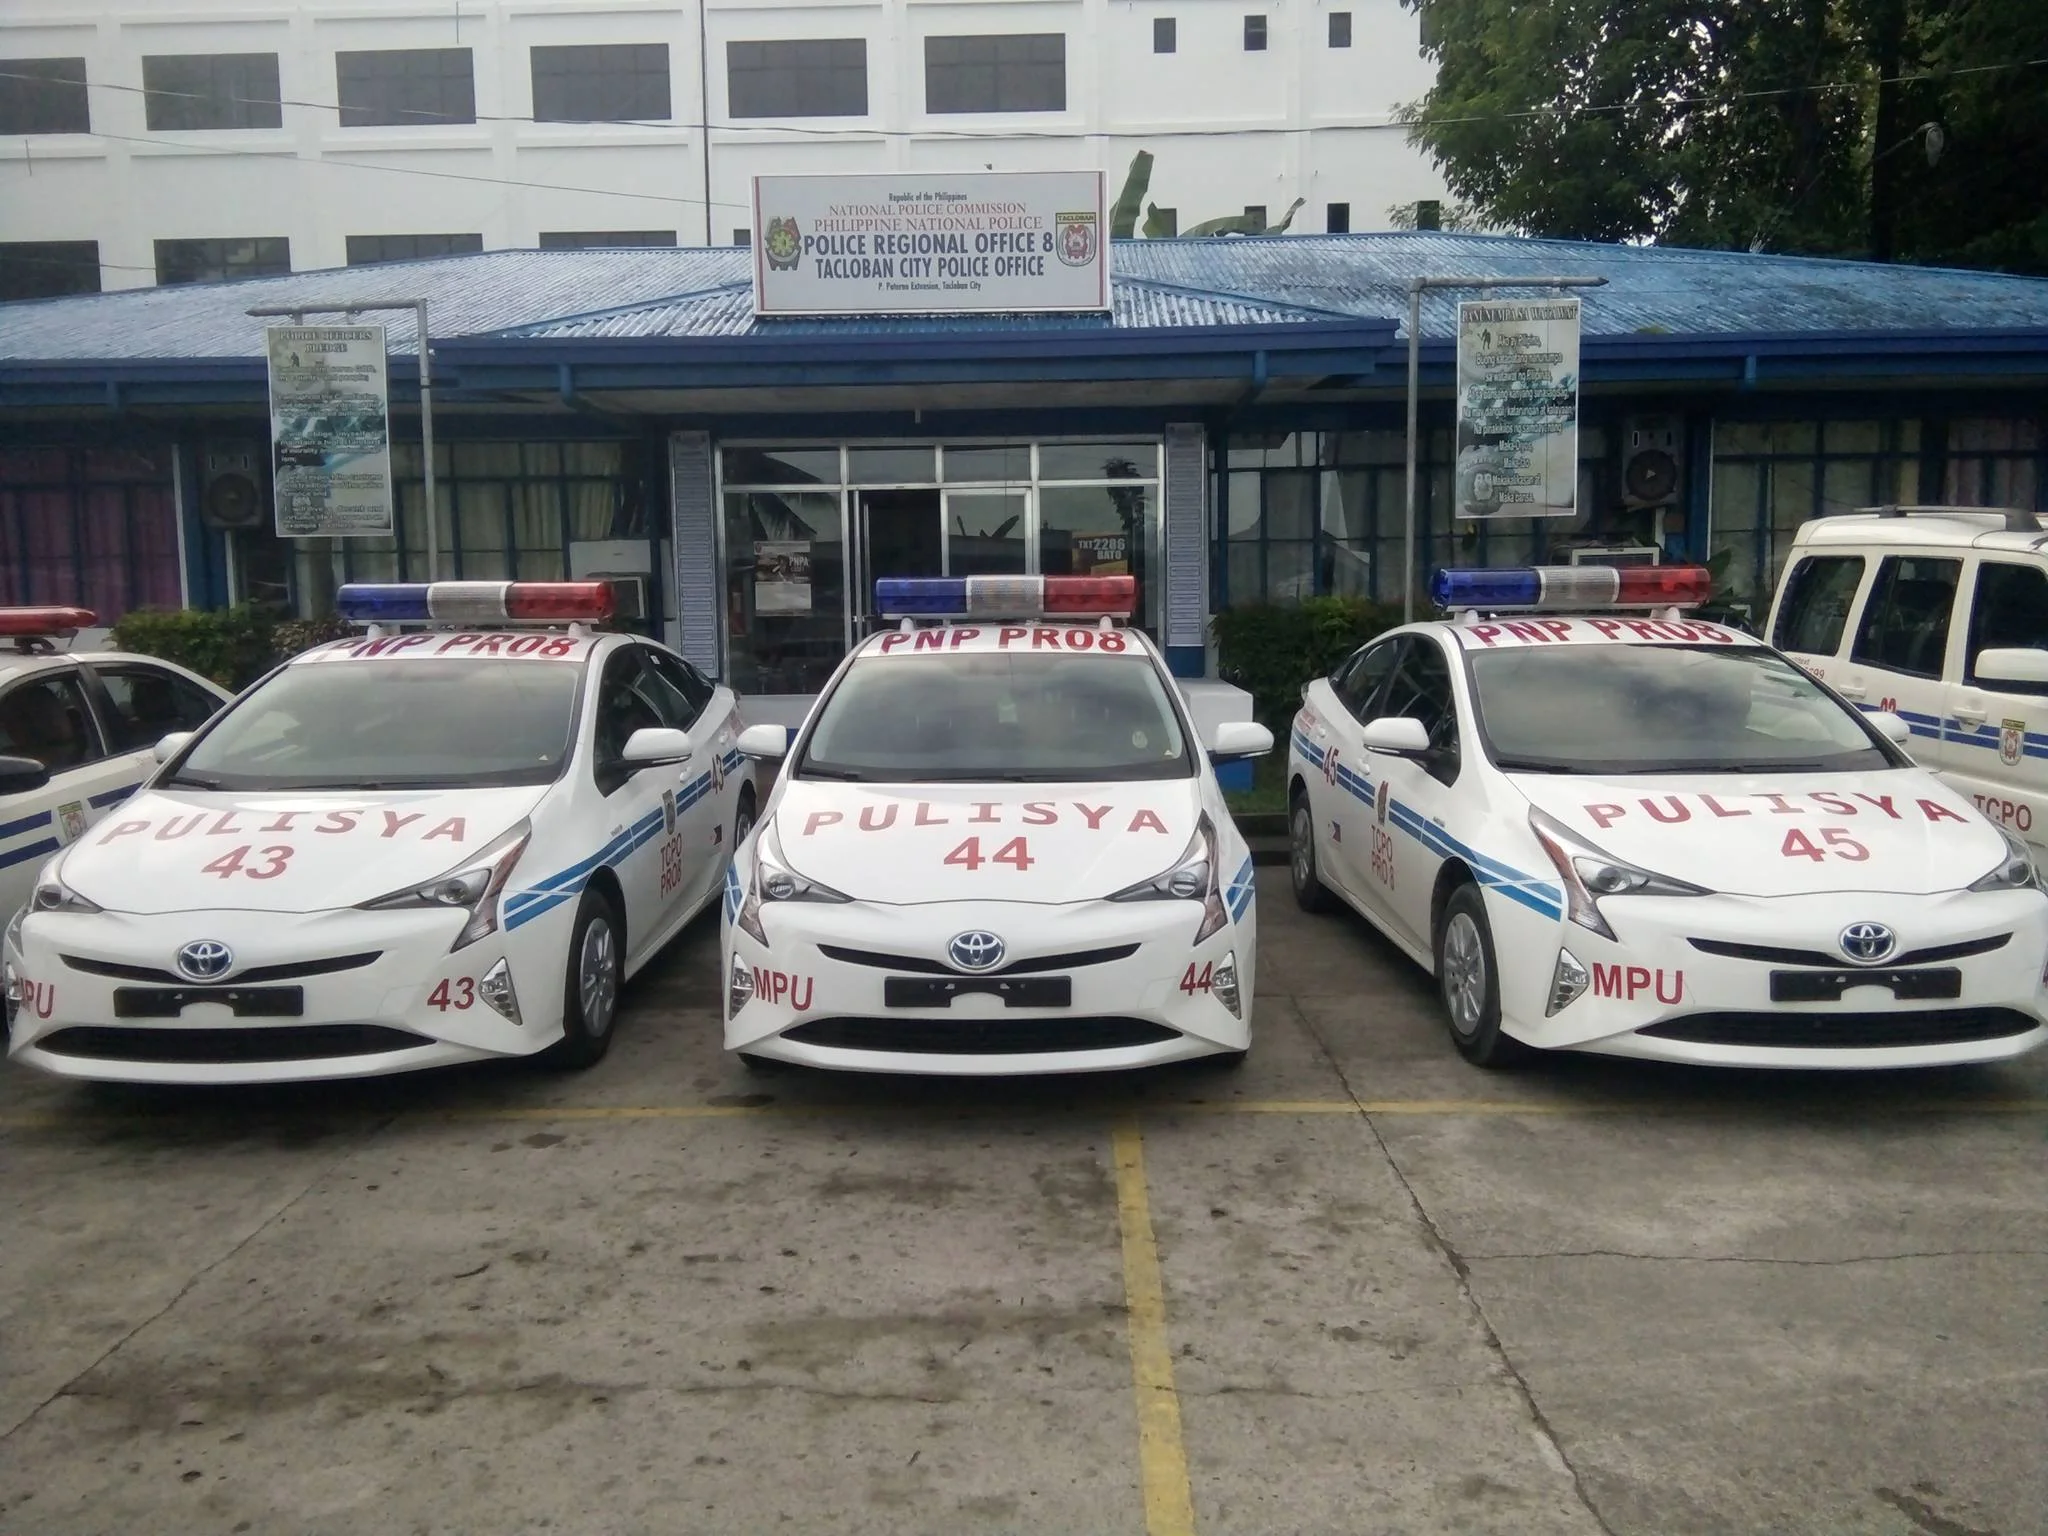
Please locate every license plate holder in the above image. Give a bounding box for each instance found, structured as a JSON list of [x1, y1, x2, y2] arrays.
[[113, 986, 306, 1019], [883, 976, 1071, 1009], [1768, 968, 1961, 1004]]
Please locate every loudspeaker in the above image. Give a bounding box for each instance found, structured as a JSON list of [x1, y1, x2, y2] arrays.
[[199, 442, 265, 531], [1620, 415, 1684, 510]]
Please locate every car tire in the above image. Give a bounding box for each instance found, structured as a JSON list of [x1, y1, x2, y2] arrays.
[[1435, 883, 1526, 1068], [541, 887, 623, 1070], [1289, 794, 1333, 913], [734, 788, 757, 850]]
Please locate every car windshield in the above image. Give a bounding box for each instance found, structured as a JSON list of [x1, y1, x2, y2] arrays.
[[799, 652, 1194, 783], [174, 659, 581, 790], [1467, 643, 1892, 775]]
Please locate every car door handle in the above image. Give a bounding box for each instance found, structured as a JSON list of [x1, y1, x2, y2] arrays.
[[1836, 682, 1866, 700], [1952, 705, 1987, 725]]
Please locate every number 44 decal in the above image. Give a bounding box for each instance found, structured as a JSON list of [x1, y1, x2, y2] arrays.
[[1180, 962, 1215, 995], [943, 836, 1034, 871]]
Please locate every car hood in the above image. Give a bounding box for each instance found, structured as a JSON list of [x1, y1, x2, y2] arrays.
[[58, 786, 547, 914], [770, 779, 1204, 905], [1510, 769, 2008, 897]]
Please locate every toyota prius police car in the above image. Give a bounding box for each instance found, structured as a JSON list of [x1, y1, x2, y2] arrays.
[[4, 581, 749, 1083], [1288, 563, 2048, 1070], [723, 574, 1272, 1075]]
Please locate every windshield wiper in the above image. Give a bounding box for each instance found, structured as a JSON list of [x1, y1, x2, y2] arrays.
[[798, 766, 868, 782], [161, 770, 222, 789], [1610, 760, 1832, 775], [1493, 758, 1579, 774]]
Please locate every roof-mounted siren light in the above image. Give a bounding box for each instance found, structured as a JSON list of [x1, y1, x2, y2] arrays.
[[334, 581, 617, 631], [0, 606, 96, 651], [875, 575, 1137, 623], [1430, 565, 1712, 618]]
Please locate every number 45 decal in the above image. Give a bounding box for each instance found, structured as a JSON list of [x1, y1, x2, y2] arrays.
[[1781, 827, 1869, 862]]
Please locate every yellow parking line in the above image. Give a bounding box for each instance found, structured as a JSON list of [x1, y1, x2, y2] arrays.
[[1112, 1124, 1197, 1536]]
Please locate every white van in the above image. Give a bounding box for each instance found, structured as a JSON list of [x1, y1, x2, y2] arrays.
[[1766, 506, 2048, 853]]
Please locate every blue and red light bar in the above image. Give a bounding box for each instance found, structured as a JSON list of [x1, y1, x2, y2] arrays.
[[334, 581, 617, 626], [0, 607, 95, 639], [875, 574, 1136, 620], [1430, 565, 1712, 613]]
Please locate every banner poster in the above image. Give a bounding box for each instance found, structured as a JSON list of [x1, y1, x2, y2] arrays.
[[1454, 298, 1581, 519], [753, 540, 814, 613], [265, 324, 395, 536]]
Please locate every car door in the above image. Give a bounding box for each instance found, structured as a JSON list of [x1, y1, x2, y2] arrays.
[[635, 645, 735, 921], [588, 646, 678, 969], [1302, 636, 1401, 903], [1940, 557, 2048, 852], [0, 666, 125, 919], [1769, 551, 1869, 686], [1839, 552, 1962, 762], [1365, 636, 1466, 953], [81, 659, 226, 803]]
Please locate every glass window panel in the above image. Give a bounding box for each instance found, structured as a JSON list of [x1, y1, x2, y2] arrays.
[[563, 442, 622, 476], [1038, 482, 1159, 635], [1820, 458, 1879, 517], [1266, 541, 1314, 602], [0, 57, 90, 135], [1037, 442, 1157, 480], [1769, 421, 1818, 455], [142, 53, 282, 130], [846, 446, 935, 484], [345, 233, 481, 265], [1825, 421, 1882, 454], [1709, 460, 1763, 604], [726, 38, 867, 118], [1714, 421, 1772, 455], [522, 442, 562, 475], [1226, 543, 1263, 607], [1851, 555, 1962, 678], [723, 490, 846, 694], [1226, 472, 1260, 538], [941, 445, 1031, 482], [336, 47, 476, 127], [1578, 426, 1607, 460], [947, 491, 1028, 576], [721, 446, 839, 485], [537, 230, 677, 249], [453, 442, 521, 476], [1264, 470, 1313, 540], [531, 42, 671, 122], [1950, 418, 2015, 453], [1897, 419, 1922, 453], [1327, 431, 1404, 465], [924, 33, 1065, 114], [1225, 432, 1294, 470]]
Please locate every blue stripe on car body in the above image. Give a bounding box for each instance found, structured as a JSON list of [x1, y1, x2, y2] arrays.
[[87, 784, 139, 808], [0, 809, 52, 840], [0, 836, 59, 871]]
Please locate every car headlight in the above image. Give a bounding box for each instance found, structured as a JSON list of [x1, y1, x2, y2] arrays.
[[1969, 826, 2038, 893], [358, 820, 531, 952], [1109, 814, 1228, 943], [1529, 808, 1709, 941], [736, 825, 851, 944], [30, 870, 101, 916]]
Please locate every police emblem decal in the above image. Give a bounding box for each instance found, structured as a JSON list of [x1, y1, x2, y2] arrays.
[[1055, 211, 1098, 267], [763, 217, 803, 272], [2001, 718, 2026, 767]]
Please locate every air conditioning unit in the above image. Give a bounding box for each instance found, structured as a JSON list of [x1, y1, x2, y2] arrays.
[[1568, 545, 1661, 568], [199, 442, 266, 531], [1620, 414, 1684, 510]]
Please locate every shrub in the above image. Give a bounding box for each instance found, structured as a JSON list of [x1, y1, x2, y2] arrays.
[[1211, 596, 1405, 726], [109, 606, 361, 688]]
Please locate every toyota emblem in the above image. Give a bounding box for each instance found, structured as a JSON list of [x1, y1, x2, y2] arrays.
[[947, 931, 1006, 973], [176, 940, 235, 981], [1838, 922, 1897, 965]]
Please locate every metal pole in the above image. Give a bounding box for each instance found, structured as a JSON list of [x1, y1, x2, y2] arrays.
[[1403, 280, 1422, 625], [415, 301, 438, 581]]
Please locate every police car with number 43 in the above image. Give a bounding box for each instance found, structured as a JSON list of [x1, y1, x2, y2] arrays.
[[723, 575, 1271, 1074], [1288, 564, 2048, 1070], [4, 582, 750, 1084]]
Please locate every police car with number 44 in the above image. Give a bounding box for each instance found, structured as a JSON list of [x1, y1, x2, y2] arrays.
[[4, 582, 750, 1084], [1288, 564, 2048, 1070], [723, 574, 1271, 1075]]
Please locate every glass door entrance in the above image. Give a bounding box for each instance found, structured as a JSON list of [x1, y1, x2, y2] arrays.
[[853, 487, 1030, 634]]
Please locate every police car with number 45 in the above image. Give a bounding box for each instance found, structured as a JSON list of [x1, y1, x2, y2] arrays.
[[1288, 564, 2048, 1070], [723, 575, 1270, 1075], [4, 582, 750, 1084]]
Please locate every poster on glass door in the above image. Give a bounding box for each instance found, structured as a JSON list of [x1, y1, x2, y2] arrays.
[[753, 541, 813, 613]]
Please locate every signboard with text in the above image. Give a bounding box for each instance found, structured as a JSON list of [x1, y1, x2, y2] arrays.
[[265, 324, 395, 536], [1454, 298, 1581, 520], [753, 171, 1109, 317]]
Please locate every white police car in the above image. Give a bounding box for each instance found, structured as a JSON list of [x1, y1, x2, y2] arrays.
[[1, 607, 230, 926], [1288, 564, 2048, 1070], [723, 575, 1271, 1075], [4, 582, 749, 1083]]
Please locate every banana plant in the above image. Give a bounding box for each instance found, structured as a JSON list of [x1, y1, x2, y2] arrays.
[[1112, 152, 1304, 239]]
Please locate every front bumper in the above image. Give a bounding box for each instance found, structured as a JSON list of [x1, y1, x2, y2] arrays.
[[1496, 886, 2048, 1069], [5, 903, 567, 1085], [724, 897, 1254, 1075]]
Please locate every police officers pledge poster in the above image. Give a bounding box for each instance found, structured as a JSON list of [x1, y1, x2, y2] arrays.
[[1454, 298, 1581, 520], [753, 171, 1108, 317], [265, 324, 395, 536]]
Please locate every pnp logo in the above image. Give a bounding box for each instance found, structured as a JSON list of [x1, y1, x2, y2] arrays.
[[1592, 964, 1683, 1005]]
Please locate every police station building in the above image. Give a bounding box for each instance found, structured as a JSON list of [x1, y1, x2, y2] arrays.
[[4, 173, 2048, 707]]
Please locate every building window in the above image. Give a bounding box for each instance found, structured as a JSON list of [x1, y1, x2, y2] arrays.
[[531, 43, 670, 123], [925, 35, 1065, 114], [1945, 417, 2044, 510], [733, 228, 751, 247], [1326, 202, 1350, 234], [142, 53, 282, 130], [727, 39, 867, 118], [1244, 16, 1268, 50], [336, 48, 475, 127], [0, 448, 181, 624], [0, 241, 101, 301], [0, 57, 89, 135], [154, 237, 290, 286], [346, 233, 483, 265], [1328, 11, 1352, 46], [1153, 18, 1177, 53], [537, 230, 676, 249]]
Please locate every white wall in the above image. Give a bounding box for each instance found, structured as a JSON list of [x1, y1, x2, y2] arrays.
[[0, 0, 1446, 290]]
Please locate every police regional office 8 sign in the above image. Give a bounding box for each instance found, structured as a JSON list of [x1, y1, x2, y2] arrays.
[[753, 171, 1108, 317]]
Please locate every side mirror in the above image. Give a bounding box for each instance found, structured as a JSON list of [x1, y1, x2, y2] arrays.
[[152, 731, 193, 764], [1974, 648, 2048, 687], [1208, 720, 1274, 762], [1361, 716, 1433, 757], [620, 726, 693, 766], [0, 754, 50, 794], [1866, 710, 1914, 746], [737, 723, 790, 762]]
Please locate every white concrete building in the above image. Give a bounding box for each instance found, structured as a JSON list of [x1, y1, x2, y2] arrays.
[[0, 0, 1445, 298]]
